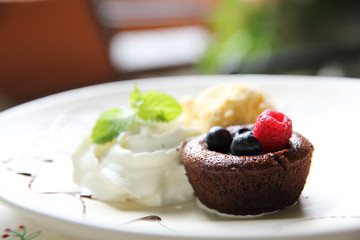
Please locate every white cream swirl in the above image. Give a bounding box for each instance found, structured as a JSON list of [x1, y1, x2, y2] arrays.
[[72, 119, 200, 206]]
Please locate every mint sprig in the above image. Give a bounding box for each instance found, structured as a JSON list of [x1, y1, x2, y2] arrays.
[[131, 84, 183, 122], [91, 84, 183, 144], [91, 108, 134, 144]]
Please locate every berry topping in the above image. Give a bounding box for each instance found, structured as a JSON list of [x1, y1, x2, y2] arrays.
[[206, 126, 233, 153], [234, 127, 252, 138], [253, 110, 292, 153], [230, 131, 262, 156]]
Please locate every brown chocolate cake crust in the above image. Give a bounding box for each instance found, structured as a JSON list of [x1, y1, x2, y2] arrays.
[[180, 125, 314, 216]]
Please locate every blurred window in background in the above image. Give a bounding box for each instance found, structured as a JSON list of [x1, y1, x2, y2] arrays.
[[109, 26, 209, 73], [90, 0, 214, 75], [94, 0, 212, 30]]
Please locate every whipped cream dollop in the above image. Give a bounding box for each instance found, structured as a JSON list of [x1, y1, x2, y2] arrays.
[[72, 118, 200, 207]]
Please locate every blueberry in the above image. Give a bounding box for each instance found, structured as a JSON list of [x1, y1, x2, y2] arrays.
[[230, 131, 262, 156], [206, 126, 232, 153], [234, 127, 252, 138]]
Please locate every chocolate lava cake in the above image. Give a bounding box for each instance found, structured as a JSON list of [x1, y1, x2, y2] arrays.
[[180, 125, 314, 216]]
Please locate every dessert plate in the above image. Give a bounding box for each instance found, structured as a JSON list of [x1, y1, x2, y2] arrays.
[[1, 75, 360, 240]]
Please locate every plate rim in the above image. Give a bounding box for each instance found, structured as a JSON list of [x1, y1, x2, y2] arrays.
[[1, 74, 360, 240]]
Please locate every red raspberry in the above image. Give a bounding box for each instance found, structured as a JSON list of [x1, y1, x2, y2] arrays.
[[253, 110, 292, 153]]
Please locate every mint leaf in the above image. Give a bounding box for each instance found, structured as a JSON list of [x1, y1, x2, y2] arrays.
[[137, 90, 183, 122], [91, 108, 134, 144], [91, 84, 183, 144], [130, 83, 142, 108]]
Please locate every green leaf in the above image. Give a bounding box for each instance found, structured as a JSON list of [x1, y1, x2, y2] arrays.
[[91, 108, 134, 144], [130, 83, 142, 108], [25, 231, 42, 240], [91, 84, 183, 144], [137, 90, 183, 122]]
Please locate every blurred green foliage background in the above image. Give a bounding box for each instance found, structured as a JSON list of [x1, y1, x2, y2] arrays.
[[198, 0, 360, 77]]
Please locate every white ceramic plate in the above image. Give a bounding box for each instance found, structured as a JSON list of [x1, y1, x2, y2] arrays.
[[1, 75, 360, 240]]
